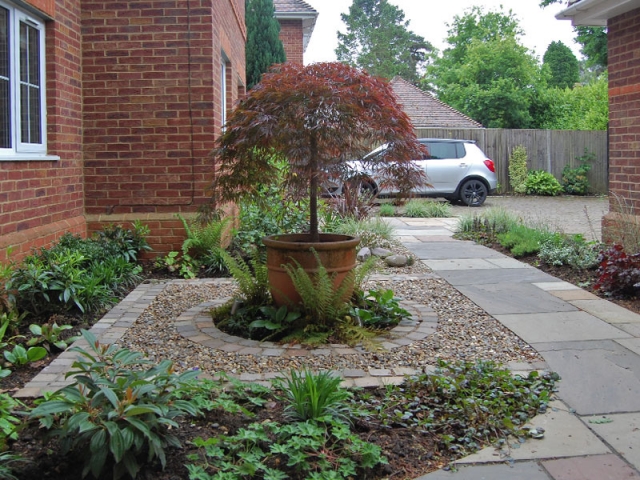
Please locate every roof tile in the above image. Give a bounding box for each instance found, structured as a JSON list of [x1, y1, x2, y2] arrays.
[[390, 77, 483, 129]]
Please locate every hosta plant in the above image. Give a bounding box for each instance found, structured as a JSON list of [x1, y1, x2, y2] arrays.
[[29, 330, 201, 479]]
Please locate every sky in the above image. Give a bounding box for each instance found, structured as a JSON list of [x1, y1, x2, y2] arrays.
[[302, 1, 580, 65]]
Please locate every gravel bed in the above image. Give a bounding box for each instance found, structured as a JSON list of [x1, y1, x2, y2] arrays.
[[119, 251, 543, 374]]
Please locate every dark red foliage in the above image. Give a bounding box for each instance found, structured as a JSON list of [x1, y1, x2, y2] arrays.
[[211, 62, 428, 240], [595, 244, 640, 297]]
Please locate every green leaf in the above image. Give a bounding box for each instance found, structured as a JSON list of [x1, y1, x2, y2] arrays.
[[90, 429, 107, 453], [109, 426, 126, 463], [99, 386, 120, 409], [26, 346, 47, 362]]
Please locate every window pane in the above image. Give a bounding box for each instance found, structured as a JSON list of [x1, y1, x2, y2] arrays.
[[0, 6, 10, 148], [19, 21, 41, 144]]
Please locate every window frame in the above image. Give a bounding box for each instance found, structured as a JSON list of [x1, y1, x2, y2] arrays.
[[0, 0, 49, 160]]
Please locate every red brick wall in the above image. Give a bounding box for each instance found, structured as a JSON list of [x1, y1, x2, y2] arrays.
[[603, 6, 640, 241], [278, 19, 303, 65], [82, 0, 246, 254], [0, 0, 86, 263]]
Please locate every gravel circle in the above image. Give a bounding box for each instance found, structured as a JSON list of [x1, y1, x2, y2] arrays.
[[119, 251, 543, 375]]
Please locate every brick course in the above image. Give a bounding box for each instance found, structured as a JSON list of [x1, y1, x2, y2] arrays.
[[603, 6, 640, 239], [278, 19, 303, 64]]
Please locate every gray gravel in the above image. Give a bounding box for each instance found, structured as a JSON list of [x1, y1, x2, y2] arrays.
[[120, 248, 542, 374]]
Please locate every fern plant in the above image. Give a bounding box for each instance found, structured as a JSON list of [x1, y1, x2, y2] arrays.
[[216, 249, 271, 305], [283, 250, 354, 328], [178, 214, 231, 273]]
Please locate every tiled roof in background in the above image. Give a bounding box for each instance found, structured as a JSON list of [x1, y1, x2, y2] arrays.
[[390, 77, 484, 129], [272, 0, 317, 15]]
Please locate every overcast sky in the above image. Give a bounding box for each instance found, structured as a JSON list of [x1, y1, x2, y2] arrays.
[[302, 1, 580, 65]]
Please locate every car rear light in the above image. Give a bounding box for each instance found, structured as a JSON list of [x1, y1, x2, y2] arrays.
[[484, 159, 495, 173]]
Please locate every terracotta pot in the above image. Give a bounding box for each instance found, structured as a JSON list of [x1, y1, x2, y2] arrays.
[[262, 233, 361, 307]]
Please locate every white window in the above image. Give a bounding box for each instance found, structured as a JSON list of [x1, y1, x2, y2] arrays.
[[0, 1, 48, 159]]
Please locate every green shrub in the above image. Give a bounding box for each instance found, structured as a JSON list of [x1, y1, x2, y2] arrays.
[[8, 227, 146, 318], [497, 224, 554, 257], [328, 216, 395, 249], [562, 149, 594, 195], [538, 234, 600, 269], [456, 207, 523, 242], [509, 145, 529, 194], [378, 203, 395, 217], [350, 288, 410, 328], [29, 330, 201, 480], [404, 199, 451, 218], [3, 344, 47, 367], [178, 214, 231, 276], [525, 170, 563, 196], [274, 369, 353, 423]]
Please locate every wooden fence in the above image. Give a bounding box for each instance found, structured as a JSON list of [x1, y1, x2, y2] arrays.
[[414, 128, 608, 194]]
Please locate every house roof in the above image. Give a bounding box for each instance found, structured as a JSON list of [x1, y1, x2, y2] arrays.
[[556, 0, 640, 26], [390, 77, 483, 129], [273, 0, 318, 52]]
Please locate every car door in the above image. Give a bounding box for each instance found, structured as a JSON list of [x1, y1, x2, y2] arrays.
[[423, 141, 472, 194]]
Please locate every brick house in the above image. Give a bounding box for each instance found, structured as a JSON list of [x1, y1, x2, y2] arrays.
[[0, 0, 246, 262], [273, 0, 317, 64], [557, 0, 640, 240]]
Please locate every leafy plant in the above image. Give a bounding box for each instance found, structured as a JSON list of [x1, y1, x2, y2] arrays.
[[283, 250, 354, 329], [27, 322, 79, 352], [178, 214, 231, 274], [538, 234, 600, 269], [0, 393, 24, 450], [249, 306, 302, 341], [326, 216, 396, 249], [562, 149, 594, 195], [362, 360, 558, 455], [378, 203, 395, 217], [29, 330, 201, 479], [3, 344, 47, 367], [211, 61, 427, 242], [456, 207, 523, 242], [93, 221, 151, 262], [497, 224, 554, 257], [187, 418, 386, 480], [595, 244, 640, 297], [508, 145, 529, 194], [0, 452, 24, 480], [404, 199, 451, 218], [217, 249, 270, 305], [525, 170, 563, 196], [274, 369, 353, 423], [351, 288, 410, 328]]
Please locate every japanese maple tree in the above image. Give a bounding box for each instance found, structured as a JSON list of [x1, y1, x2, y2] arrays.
[[211, 62, 426, 242]]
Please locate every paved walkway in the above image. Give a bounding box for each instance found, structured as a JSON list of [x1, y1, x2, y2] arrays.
[[16, 212, 640, 480]]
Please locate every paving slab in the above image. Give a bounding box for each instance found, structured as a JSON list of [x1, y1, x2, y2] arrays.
[[541, 454, 640, 480], [569, 299, 640, 324], [402, 241, 505, 260], [534, 340, 640, 415], [533, 281, 582, 292], [548, 289, 601, 301], [458, 401, 610, 463], [457, 284, 577, 315], [436, 268, 560, 286], [616, 338, 640, 355], [495, 312, 631, 343], [581, 412, 640, 471], [417, 461, 552, 479]]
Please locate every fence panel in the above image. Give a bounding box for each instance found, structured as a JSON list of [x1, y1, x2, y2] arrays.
[[413, 128, 608, 194]]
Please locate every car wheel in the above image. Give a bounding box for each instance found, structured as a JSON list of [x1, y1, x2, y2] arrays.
[[459, 179, 488, 206]]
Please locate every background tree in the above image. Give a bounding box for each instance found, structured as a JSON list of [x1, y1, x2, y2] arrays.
[[336, 0, 433, 83], [543, 41, 580, 89], [539, 0, 607, 72], [424, 7, 545, 128], [245, 0, 286, 90]]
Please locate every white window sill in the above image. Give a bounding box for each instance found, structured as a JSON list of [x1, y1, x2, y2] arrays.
[[0, 154, 60, 161]]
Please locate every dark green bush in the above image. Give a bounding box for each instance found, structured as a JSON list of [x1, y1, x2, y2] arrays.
[[525, 170, 563, 196], [497, 225, 554, 257], [562, 150, 594, 195]]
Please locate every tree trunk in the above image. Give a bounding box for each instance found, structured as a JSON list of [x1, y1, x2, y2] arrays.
[[309, 136, 319, 242]]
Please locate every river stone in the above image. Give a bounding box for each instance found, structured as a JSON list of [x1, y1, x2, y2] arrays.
[[372, 247, 393, 258], [385, 254, 408, 267], [357, 247, 371, 262]]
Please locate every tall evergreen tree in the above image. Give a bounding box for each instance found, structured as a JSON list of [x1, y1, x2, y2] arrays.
[[245, 0, 286, 90], [543, 41, 580, 89], [336, 0, 433, 83]]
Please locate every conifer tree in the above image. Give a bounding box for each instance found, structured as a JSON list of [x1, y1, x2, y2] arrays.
[[543, 41, 580, 89], [245, 0, 286, 90]]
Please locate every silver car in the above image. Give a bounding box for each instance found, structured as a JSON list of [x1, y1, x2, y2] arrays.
[[331, 138, 498, 207]]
